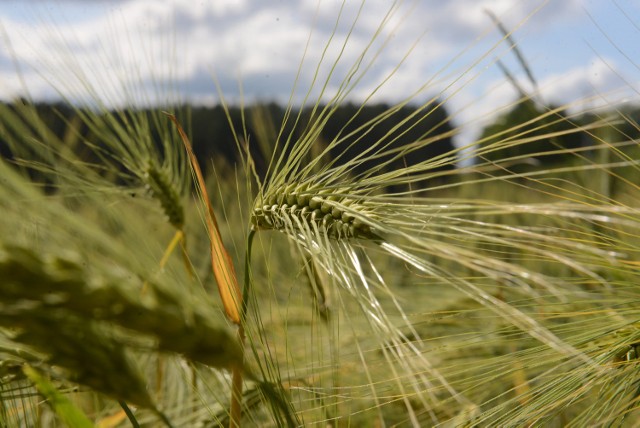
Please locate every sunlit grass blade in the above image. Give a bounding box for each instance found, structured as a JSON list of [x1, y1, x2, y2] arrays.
[[22, 366, 93, 428]]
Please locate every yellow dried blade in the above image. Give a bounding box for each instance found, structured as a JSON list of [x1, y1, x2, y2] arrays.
[[165, 113, 242, 324]]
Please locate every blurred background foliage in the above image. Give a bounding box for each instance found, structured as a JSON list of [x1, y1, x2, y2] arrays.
[[3, 98, 638, 182]]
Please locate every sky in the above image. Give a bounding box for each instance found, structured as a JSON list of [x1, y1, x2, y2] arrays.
[[0, 0, 639, 148]]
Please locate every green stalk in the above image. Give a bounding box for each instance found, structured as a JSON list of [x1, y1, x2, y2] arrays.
[[229, 229, 256, 428], [119, 401, 141, 428]]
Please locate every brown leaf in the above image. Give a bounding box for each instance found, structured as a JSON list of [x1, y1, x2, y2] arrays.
[[165, 113, 242, 324]]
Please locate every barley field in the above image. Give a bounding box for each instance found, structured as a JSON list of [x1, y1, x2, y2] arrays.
[[1, 1, 639, 427]]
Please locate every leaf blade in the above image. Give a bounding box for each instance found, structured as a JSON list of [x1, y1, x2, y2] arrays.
[[165, 112, 242, 324]]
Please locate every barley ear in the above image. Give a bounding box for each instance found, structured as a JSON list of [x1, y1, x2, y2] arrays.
[[144, 162, 185, 230], [253, 183, 380, 241], [164, 112, 242, 324]]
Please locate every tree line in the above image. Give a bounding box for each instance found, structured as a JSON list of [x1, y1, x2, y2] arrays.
[[1, 98, 638, 183]]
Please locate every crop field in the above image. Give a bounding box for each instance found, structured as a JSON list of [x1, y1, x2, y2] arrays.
[[1, 1, 640, 427]]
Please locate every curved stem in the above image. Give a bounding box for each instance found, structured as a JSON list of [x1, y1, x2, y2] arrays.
[[118, 401, 140, 428]]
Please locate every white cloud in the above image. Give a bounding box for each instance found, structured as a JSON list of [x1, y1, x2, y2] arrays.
[[537, 57, 640, 114], [0, 0, 637, 147]]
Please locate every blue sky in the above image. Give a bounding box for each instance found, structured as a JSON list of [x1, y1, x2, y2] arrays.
[[0, 0, 638, 147]]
